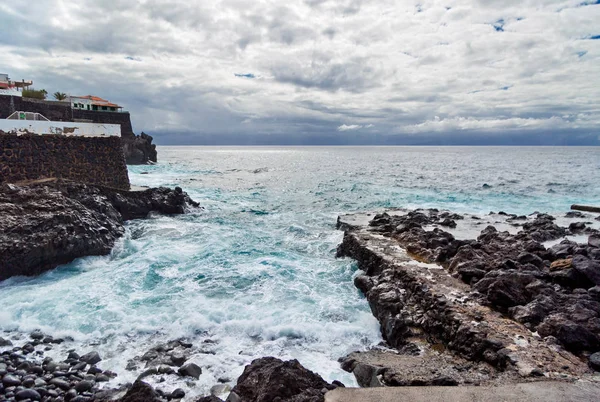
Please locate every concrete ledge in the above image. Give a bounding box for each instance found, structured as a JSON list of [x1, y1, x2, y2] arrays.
[[325, 381, 600, 402]]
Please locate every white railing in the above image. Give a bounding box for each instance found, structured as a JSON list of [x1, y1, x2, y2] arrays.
[[7, 111, 50, 121]]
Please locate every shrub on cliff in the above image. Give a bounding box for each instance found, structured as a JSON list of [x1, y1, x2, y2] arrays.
[[22, 88, 48, 99]]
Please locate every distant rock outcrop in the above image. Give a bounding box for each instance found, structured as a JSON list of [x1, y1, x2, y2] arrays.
[[122, 132, 158, 165], [0, 180, 199, 281]]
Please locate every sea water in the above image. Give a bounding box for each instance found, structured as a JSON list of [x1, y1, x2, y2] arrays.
[[1, 146, 599, 397]]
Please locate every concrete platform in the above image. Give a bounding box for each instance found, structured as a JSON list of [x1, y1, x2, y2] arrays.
[[325, 381, 600, 402]]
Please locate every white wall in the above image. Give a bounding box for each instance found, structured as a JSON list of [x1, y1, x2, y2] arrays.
[[0, 89, 21, 97], [0, 120, 121, 137]]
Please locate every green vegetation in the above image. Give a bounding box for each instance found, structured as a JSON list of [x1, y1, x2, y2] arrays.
[[22, 88, 48, 100], [53, 92, 67, 101]]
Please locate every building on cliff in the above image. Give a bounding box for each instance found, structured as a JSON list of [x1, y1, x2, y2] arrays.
[[0, 78, 157, 164], [69, 95, 123, 112], [0, 73, 33, 96]]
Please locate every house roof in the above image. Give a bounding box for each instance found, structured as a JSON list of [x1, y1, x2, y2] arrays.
[[72, 95, 122, 108]]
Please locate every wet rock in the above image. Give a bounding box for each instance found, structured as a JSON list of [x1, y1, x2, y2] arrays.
[[75, 380, 94, 393], [15, 388, 41, 400], [589, 352, 600, 371], [178, 362, 202, 379], [0, 336, 13, 346], [117, 381, 162, 402], [3, 374, 21, 387], [0, 181, 199, 281], [211, 383, 232, 397], [49, 377, 71, 390], [170, 388, 185, 399], [589, 235, 600, 249], [230, 357, 334, 402], [569, 222, 586, 232], [80, 351, 101, 365]]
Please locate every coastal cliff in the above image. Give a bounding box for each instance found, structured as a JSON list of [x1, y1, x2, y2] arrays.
[[0, 180, 198, 281]]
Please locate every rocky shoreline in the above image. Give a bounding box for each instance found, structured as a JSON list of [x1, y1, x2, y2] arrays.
[[336, 209, 600, 387], [0, 180, 199, 281], [3, 183, 600, 401], [0, 331, 342, 402]]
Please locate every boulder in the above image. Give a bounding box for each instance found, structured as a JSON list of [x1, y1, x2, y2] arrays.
[[178, 362, 202, 379], [572, 255, 600, 286], [118, 381, 162, 402], [80, 351, 102, 365], [229, 357, 335, 402]]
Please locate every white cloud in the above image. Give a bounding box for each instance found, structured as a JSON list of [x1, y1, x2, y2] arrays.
[[0, 0, 598, 142], [337, 124, 363, 131]]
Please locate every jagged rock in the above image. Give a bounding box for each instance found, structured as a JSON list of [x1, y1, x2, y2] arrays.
[[572, 255, 600, 286], [122, 132, 157, 165], [229, 357, 335, 402], [118, 381, 162, 402], [0, 181, 198, 281], [537, 314, 599, 352]]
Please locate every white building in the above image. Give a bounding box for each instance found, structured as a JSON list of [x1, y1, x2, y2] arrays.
[[68, 95, 123, 112]]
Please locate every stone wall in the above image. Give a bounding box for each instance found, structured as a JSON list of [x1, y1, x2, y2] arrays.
[[0, 96, 72, 121], [0, 132, 130, 190]]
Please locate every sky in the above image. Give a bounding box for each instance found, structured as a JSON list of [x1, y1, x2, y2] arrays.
[[1, 0, 599, 145]]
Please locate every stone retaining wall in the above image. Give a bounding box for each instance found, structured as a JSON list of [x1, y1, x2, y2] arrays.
[[0, 132, 130, 190]]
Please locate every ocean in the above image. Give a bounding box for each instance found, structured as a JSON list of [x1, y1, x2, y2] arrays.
[[1, 146, 599, 397]]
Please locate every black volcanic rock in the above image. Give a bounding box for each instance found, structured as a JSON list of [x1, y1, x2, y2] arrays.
[[342, 209, 600, 360], [229, 357, 336, 402], [0, 181, 199, 281], [118, 381, 162, 402], [122, 132, 157, 165]]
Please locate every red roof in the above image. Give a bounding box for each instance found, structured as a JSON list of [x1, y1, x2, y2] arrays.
[[72, 95, 122, 108]]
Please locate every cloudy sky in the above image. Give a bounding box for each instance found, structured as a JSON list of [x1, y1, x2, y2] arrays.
[[1, 0, 599, 144]]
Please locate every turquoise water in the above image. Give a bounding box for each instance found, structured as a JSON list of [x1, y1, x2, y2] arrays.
[[1, 146, 599, 396]]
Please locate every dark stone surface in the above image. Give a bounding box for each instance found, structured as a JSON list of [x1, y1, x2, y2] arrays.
[[0, 132, 130, 190], [118, 381, 162, 402], [230, 357, 336, 402], [339, 209, 600, 367], [178, 362, 202, 379], [122, 132, 157, 165], [0, 181, 199, 281]]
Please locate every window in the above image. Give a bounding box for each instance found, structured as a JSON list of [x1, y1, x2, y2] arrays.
[[110, 107, 116, 111], [87, 105, 90, 110], [93, 105, 98, 111], [102, 106, 107, 110]]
